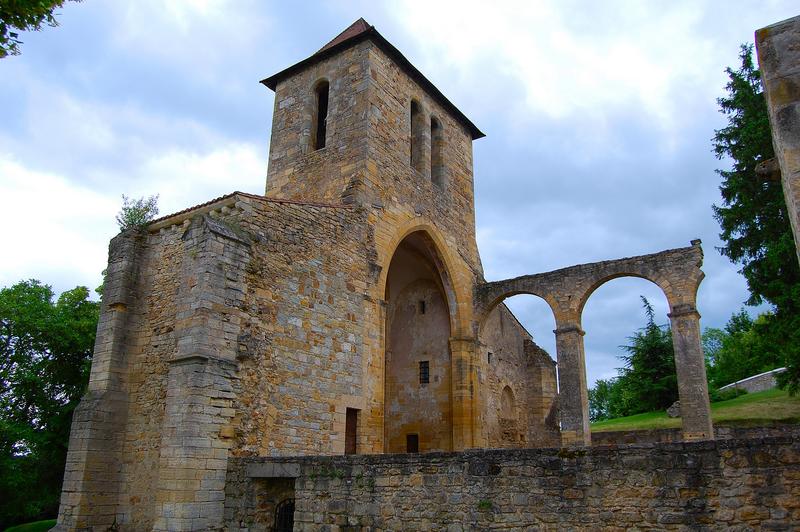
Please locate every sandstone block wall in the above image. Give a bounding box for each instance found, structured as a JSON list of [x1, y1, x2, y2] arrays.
[[478, 304, 558, 448], [234, 432, 800, 530], [266, 42, 371, 203]]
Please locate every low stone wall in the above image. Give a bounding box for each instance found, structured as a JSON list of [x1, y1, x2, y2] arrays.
[[592, 423, 800, 446], [719, 367, 786, 393], [230, 433, 800, 530]]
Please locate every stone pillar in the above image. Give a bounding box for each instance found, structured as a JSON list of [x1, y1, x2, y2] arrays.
[[668, 304, 714, 441], [153, 216, 248, 531], [554, 323, 590, 446], [756, 15, 800, 265], [55, 229, 144, 531], [449, 337, 477, 450]]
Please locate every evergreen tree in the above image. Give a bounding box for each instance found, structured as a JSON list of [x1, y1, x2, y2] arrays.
[[615, 297, 678, 415], [712, 44, 800, 393]]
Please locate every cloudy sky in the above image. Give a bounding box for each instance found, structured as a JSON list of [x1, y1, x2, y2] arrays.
[[1, 1, 796, 385]]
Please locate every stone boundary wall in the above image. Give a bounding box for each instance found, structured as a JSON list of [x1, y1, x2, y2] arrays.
[[230, 433, 800, 530], [719, 367, 786, 393], [591, 423, 800, 446]]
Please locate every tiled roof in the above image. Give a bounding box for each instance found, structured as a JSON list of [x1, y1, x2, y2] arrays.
[[260, 18, 485, 140], [317, 17, 371, 54]]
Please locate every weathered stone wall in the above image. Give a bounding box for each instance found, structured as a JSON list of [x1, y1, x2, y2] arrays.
[[478, 304, 558, 448], [230, 196, 374, 458], [265, 41, 371, 203], [262, 34, 499, 454], [592, 423, 800, 446], [234, 433, 800, 530], [364, 41, 481, 274]]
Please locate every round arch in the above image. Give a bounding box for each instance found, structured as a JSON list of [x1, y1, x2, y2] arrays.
[[576, 272, 673, 322], [477, 290, 559, 336]]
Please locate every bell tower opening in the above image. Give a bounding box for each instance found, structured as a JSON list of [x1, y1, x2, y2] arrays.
[[312, 80, 329, 150], [384, 232, 453, 453]]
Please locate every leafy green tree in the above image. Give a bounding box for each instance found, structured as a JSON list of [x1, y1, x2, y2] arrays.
[[116, 194, 159, 232], [703, 310, 783, 389], [712, 44, 800, 393], [588, 378, 626, 422], [0, 1, 80, 58], [0, 280, 98, 528]]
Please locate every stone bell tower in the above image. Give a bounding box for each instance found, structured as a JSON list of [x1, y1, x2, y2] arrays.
[[261, 18, 485, 272]]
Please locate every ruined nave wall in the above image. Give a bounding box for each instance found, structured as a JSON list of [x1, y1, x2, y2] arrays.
[[478, 304, 559, 449]]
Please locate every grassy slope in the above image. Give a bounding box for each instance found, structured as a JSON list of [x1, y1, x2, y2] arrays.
[[591, 388, 800, 432], [4, 520, 57, 532]]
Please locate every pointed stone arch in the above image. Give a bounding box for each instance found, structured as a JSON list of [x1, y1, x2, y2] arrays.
[[378, 221, 468, 335]]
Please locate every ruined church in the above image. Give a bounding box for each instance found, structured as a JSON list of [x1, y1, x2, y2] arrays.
[[56, 19, 718, 531]]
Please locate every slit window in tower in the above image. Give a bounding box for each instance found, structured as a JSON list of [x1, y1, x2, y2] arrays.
[[410, 99, 423, 171], [431, 116, 444, 186], [314, 81, 329, 150]]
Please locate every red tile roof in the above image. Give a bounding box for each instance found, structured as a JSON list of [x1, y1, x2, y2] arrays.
[[261, 18, 485, 140], [317, 17, 371, 54]]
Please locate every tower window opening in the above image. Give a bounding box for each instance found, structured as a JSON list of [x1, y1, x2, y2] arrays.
[[313, 81, 329, 150], [419, 360, 429, 384], [419, 300, 426, 314], [431, 116, 444, 186], [410, 100, 424, 172]]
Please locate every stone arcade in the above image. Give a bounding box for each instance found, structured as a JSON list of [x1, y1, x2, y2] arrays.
[[53, 18, 776, 531]]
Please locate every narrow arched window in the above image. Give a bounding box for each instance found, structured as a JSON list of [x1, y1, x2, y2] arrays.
[[501, 386, 516, 418], [431, 116, 444, 186], [313, 81, 329, 150], [410, 100, 424, 172]]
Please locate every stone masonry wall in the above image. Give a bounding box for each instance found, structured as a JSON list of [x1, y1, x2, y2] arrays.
[[231, 196, 374, 458], [265, 41, 371, 203], [478, 304, 557, 448], [84, 194, 374, 530], [234, 433, 800, 530], [365, 41, 481, 276]]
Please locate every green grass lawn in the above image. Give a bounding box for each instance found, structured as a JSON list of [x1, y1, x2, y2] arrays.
[[591, 388, 800, 432], [4, 519, 57, 532]]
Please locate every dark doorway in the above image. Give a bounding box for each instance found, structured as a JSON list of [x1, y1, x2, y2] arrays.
[[406, 434, 419, 453], [274, 498, 295, 532], [345, 408, 358, 455]]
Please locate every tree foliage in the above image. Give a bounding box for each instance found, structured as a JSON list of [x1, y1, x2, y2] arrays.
[[588, 297, 677, 421], [703, 309, 783, 389], [0, 280, 98, 528], [0, 1, 79, 58], [712, 44, 800, 393], [116, 194, 159, 232]]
